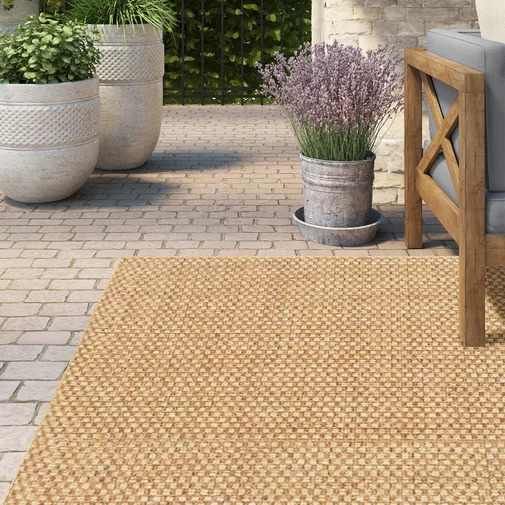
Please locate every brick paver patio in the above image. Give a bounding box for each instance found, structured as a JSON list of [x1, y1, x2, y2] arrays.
[[0, 105, 456, 501]]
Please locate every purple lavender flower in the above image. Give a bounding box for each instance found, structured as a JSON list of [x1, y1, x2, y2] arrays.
[[258, 42, 404, 161]]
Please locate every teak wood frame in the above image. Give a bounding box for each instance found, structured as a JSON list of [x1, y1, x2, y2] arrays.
[[404, 47, 505, 347]]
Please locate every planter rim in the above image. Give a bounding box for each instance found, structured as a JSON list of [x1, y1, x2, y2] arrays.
[[92, 23, 160, 30], [300, 152, 376, 165], [0, 77, 98, 103], [0, 77, 98, 90], [92, 23, 162, 41]]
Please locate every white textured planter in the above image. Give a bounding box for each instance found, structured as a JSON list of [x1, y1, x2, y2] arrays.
[[476, 0, 505, 43], [0, 79, 99, 203], [0, 0, 39, 33], [94, 24, 164, 170]]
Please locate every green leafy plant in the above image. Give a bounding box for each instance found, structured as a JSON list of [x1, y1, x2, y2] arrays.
[[68, 0, 176, 32], [0, 13, 100, 84], [164, 0, 310, 104]]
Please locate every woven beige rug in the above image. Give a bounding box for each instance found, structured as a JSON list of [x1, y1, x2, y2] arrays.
[[5, 257, 505, 504]]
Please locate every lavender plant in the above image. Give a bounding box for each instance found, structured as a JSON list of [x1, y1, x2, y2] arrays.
[[259, 42, 403, 161]]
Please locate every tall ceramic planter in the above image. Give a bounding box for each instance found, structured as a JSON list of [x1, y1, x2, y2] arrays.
[[94, 24, 164, 170], [0, 79, 99, 203], [476, 0, 505, 43], [0, 0, 38, 32], [301, 154, 375, 228]]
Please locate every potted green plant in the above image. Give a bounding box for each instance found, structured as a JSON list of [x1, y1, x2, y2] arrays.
[[69, 0, 176, 170], [0, 13, 100, 203], [259, 42, 403, 245], [0, 0, 39, 32]]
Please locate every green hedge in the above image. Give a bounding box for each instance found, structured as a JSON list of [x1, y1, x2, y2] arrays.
[[164, 0, 311, 104], [13, 0, 310, 104]]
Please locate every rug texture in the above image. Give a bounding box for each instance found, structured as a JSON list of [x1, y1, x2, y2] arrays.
[[5, 257, 505, 504]]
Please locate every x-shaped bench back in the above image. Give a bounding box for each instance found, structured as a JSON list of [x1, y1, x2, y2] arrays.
[[418, 73, 460, 193]]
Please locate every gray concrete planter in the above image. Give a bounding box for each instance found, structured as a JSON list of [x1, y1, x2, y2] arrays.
[[301, 153, 375, 228], [0, 78, 100, 203], [0, 0, 38, 33], [94, 24, 164, 170]]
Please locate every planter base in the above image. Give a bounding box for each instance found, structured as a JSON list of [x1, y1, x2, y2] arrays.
[[294, 207, 383, 246]]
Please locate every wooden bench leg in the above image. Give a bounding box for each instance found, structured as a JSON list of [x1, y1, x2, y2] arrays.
[[405, 62, 423, 249], [405, 174, 423, 249], [459, 251, 486, 347], [459, 91, 486, 347]]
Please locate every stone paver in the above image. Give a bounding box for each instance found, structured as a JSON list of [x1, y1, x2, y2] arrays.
[[2, 362, 67, 381], [0, 427, 37, 452], [0, 105, 455, 501], [0, 384, 18, 402], [0, 346, 41, 362], [15, 381, 58, 402], [0, 453, 25, 482], [0, 405, 35, 426], [0, 483, 8, 503]]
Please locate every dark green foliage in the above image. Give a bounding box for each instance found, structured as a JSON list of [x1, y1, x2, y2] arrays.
[[164, 0, 310, 104], [0, 13, 100, 84]]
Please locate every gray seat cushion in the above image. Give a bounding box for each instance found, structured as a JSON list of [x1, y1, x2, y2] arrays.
[[426, 29, 505, 233], [488, 192, 505, 234]]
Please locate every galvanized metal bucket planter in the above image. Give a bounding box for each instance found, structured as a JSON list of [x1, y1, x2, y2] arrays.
[[297, 152, 380, 246], [301, 153, 375, 228], [93, 24, 164, 170], [0, 0, 39, 33]]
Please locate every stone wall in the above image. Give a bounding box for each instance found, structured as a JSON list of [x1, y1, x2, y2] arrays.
[[311, 0, 478, 204]]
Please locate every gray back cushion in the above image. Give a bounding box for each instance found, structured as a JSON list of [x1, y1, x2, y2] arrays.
[[426, 29, 505, 193]]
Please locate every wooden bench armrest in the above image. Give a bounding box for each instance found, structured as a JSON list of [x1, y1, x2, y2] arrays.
[[405, 48, 484, 94]]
